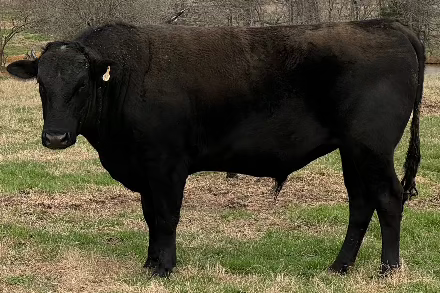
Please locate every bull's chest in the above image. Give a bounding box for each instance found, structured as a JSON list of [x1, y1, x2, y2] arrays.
[[97, 145, 143, 192]]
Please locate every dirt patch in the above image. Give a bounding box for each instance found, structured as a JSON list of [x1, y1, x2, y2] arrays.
[[407, 185, 440, 211], [5, 54, 26, 64], [0, 171, 347, 215], [184, 171, 347, 213], [0, 186, 138, 214], [2, 171, 437, 241], [421, 97, 440, 116], [0, 71, 10, 79], [0, 171, 349, 241], [4, 52, 42, 65], [427, 56, 440, 64]]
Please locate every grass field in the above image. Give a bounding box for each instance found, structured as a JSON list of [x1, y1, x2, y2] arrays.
[[3, 32, 49, 57], [0, 73, 440, 293]]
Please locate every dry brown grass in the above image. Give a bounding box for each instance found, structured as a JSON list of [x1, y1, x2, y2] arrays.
[[0, 79, 99, 164], [0, 244, 434, 293], [422, 74, 440, 116], [0, 169, 347, 240], [0, 247, 153, 293], [184, 171, 346, 211], [0, 79, 41, 152], [427, 56, 440, 64], [5, 52, 42, 65], [0, 186, 139, 233], [0, 78, 40, 107]]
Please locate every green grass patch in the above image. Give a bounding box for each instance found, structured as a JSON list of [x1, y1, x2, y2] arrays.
[[4, 275, 36, 286], [289, 204, 349, 228], [312, 150, 342, 172], [2, 202, 440, 291], [416, 116, 440, 182], [308, 114, 440, 179], [0, 161, 117, 193], [0, 222, 148, 263], [4, 44, 29, 56], [2, 205, 440, 279], [22, 32, 50, 43]]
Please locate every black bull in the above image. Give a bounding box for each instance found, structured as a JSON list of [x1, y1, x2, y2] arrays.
[[7, 19, 424, 277]]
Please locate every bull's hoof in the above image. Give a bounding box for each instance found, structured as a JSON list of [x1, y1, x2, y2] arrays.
[[143, 258, 159, 269], [379, 263, 400, 277], [329, 262, 351, 275], [152, 267, 172, 278]]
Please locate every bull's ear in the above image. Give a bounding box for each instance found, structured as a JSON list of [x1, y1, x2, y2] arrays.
[[6, 60, 38, 79], [82, 45, 114, 81]]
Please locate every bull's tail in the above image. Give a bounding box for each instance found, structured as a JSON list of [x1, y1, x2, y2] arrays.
[[395, 23, 425, 198]]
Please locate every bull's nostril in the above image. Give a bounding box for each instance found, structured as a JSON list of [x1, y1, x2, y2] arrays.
[[59, 133, 69, 144]]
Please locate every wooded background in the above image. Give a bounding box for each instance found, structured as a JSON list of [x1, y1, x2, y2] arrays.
[[1, 0, 440, 60]]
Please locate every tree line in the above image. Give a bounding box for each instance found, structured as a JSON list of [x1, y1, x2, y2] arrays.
[[1, 0, 439, 67]]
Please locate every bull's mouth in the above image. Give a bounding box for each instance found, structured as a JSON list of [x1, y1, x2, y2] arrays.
[[42, 131, 76, 150]]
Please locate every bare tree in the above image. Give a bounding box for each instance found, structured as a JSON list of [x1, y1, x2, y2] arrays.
[[326, 0, 337, 22], [165, 8, 187, 24], [20, 0, 439, 56], [0, 7, 31, 68], [32, 0, 140, 38]]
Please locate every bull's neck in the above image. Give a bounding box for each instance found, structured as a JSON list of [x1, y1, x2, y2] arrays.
[[79, 80, 105, 150], [79, 77, 128, 151]]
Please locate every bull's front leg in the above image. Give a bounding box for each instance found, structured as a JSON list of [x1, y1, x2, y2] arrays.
[[140, 161, 187, 277], [141, 192, 161, 269]]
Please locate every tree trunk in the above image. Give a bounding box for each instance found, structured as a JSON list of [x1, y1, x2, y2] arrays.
[[289, 0, 294, 24]]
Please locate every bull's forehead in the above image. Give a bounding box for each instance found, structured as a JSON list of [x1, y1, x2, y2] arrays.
[[38, 48, 88, 80]]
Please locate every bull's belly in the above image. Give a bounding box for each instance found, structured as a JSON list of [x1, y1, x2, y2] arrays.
[[192, 142, 338, 178]]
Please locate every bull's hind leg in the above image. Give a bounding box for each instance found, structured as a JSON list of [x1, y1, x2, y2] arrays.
[[376, 164, 404, 275], [330, 147, 404, 275]]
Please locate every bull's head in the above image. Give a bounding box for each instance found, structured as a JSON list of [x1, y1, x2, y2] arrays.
[[7, 42, 112, 150]]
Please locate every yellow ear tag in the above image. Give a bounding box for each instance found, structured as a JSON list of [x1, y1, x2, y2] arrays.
[[103, 66, 111, 81]]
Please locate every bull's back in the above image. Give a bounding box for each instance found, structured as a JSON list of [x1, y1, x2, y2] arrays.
[[88, 21, 418, 178], [143, 21, 417, 154], [142, 20, 417, 118]]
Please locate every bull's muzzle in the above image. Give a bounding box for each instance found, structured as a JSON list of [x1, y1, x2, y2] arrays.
[[42, 131, 74, 150]]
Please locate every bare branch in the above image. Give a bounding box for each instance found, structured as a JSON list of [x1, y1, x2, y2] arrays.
[[165, 8, 187, 24]]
